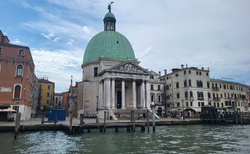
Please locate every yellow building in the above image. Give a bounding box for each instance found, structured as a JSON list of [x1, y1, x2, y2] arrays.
[[38, 78, 55, 108]]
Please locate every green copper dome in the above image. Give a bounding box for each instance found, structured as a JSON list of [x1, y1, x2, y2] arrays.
[[83, 31, 136, 65], [104, 12, 115, 19], [83, 5, 136, 65]]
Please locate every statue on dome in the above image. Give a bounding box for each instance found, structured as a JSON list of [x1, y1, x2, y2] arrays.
[[108, 2, 114, 12]]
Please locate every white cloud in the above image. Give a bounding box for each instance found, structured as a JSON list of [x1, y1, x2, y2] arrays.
[[11, 39, 20, 44], [67, 39, 74, 45], [41, 33, 54, 40], [31, 48, 82, 92], [53, 37, 60, 42]]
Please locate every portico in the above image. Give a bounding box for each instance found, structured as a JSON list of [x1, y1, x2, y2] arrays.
[[98, 62, 151, 110]]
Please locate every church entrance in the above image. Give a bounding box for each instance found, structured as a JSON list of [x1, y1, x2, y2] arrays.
[[117, 91, 121, 109]]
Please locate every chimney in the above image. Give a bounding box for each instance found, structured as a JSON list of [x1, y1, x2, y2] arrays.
[[159, 71, 161, 76], [181, 64, 184, 69], [201, 67, 204, 70], [164, 69, 167, 75]]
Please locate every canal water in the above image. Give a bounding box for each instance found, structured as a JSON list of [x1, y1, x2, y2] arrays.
[[1, 125, 250, 153]]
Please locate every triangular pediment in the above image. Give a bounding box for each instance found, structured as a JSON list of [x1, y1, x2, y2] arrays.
[[102, 61, 150, 75]]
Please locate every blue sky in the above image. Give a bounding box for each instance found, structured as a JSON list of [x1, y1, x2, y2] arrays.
[[1, 0, 250, 92]]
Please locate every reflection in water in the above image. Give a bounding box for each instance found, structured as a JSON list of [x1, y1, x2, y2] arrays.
[[1, 125, 250, 153]]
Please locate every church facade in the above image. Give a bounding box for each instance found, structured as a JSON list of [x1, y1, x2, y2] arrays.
[[77, 5, 153, 118]]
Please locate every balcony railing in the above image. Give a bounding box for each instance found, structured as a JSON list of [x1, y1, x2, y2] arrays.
[[212, 87, 220, 91]]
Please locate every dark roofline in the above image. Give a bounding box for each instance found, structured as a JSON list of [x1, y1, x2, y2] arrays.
[[0, 43, 29, 49]]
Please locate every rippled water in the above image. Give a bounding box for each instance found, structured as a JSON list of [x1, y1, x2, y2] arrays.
[[1, 125, 250, 153]]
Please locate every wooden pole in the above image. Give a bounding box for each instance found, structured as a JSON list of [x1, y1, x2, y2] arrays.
[[152, 107, 155, 132], [14, 112, 19, 139], [69, 112, 73, 134], [80, 114, 84, 133], [104, 111, 106, 133], [147, 110, 150, 132], [133, 111, 135, 132]]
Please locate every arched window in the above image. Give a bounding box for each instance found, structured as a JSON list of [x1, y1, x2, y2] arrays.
[[16, 65, 23, 77], [151, 94, 154, 102], [47, 92, 50, 97], [158, 95, 161, 102], [14, 85, 21, 99]]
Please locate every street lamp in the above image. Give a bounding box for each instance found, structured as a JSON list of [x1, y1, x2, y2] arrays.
[[96, 96, 99, 123]]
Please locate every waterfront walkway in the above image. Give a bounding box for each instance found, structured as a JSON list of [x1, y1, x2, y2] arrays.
[[0, 117, 201, 127]]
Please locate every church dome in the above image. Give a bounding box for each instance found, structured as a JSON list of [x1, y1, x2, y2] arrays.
[[83, 31, 136, 65], [82, 4, 136, 65]]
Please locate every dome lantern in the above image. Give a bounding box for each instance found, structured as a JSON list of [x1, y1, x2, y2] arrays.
[[104, 2, 116, 31]]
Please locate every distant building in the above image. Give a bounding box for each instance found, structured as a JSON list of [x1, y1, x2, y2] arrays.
[[54, 93, 64, 109], [31, 75, 39, 117], [149, 70, 165, 117], [210, 79, 249, 111], [0, 30, 35, 121], [38, 78, 54, 109], [160, 65, 210, 117]]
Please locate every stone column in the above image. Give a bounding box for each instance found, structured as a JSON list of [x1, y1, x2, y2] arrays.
[[104, 78, 111, 109], [141, 80, 145, 108], [146, 81, 150, 108], [98, 80, 103, 109], [111, 78, 115, 109], [132, 79, 136, 108], [122, 79, 126, 109]]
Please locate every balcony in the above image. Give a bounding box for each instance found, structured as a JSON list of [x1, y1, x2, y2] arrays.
[[213, 97, 221, 101], [198, 97, 204, 101], [212, 87, 220, 91]]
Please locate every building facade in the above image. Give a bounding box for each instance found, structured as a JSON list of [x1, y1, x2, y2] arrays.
[[54, 93, 64, 109], [149, 70, 165, 117], [210, 79, 249, 112], [78, 5, 151, 118], [0, 30, 35, 121], [38, 78, 54, 109], [160, 65, 210, 116]]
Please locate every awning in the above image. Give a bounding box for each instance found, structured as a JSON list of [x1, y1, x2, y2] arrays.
[[183, 107, 201, 112], [1, 108, 17, 112]]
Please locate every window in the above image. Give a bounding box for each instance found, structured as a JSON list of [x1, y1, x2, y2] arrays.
[[14, 85, 21, 99], [16, 65, 23, 77], [189, 79, 192, 86], [206, 72, 209, 76], [158, 95, 161, 102], [150, 76, 154, 79], [0, 47, 2, 54], [177, 93, 180, 98], [13, 106, 19, 112], [190, 102, 193, 106], [201, 102, 204, 107], [208, 92, 211, 98], [47, 100, 50, 104], [196, 71, 198, 75], [48, 85, 50, 89], [199, 72, 202, 75], [185, 91, 188, 98], [94, 67, 98, 77], [151, 94, 154, 102], [158, 85, 161, 90], [186, 102, 188, 107], [196, 80, 203, 87], [184, 71, 186, 75], [18, 49, 24, 56], [189, 70, 191, 74], [198, 102, 200, 107], [176, 82, 179, 88], [175, 74, 179, 77], [177, 102, 180, 107], [47, 92, 50, 97], [151, 85, 154, 90], [207, 82, 210, 88], [190, 91, 193, 97], [184, 80, 187, 87]]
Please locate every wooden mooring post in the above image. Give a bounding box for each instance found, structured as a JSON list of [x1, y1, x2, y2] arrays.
[[147, 110, 150, 132], [69, 112, 73, 134], [104, 111, 106, 133], [54, 113, 57, 131], [80, 114, 84, 133], [14, 112, 21, 139]]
